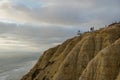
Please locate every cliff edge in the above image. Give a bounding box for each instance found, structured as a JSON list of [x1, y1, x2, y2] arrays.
[[21, 23, 120, 80]]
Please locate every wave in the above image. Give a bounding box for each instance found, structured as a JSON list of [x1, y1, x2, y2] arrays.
[[0, 60, 37, 80]]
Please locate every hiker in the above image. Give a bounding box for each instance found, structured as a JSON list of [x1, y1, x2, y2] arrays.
[[90, 27, 94, 32], [77, 30, 81, 35]]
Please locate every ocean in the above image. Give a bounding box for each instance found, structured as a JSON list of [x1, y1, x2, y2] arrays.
[[0, 51, 41, 80]]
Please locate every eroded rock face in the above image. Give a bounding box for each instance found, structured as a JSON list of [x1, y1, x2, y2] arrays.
[[79, 38, 120, 80], [21, 23, 120, 80]]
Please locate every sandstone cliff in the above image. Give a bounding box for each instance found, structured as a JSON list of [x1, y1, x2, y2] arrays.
[[21, 23, 120, 80]]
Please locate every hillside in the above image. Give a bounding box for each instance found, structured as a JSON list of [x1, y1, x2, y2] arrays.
[[21, 23, 120, 80]]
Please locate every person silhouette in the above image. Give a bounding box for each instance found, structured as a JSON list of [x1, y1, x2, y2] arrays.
[[77, 30, 81, 35], [90, 27, 94, 32]]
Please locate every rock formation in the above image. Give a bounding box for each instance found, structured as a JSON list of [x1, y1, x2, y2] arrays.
[[21, 22, 120, 80]]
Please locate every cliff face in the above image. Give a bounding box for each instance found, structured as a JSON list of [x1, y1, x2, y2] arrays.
[[21, 23, 120, 80]]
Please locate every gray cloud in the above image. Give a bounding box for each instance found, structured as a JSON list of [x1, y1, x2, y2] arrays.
[[0, 22, 16, 33], [0, 22, 79, 52], [0, 0, 120, 27], [0, 0, 120, 52]]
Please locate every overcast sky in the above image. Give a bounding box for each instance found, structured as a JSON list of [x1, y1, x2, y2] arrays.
[[0, 0, 120, 52]]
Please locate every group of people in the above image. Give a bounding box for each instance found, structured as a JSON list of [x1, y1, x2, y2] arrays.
[[77, 26, 95, 35]]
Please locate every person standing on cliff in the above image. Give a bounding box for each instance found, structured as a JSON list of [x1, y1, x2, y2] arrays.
[[90, 26, 94, 32]]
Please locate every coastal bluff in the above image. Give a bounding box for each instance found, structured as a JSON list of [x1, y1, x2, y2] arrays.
[[21, 23, 120, 80]]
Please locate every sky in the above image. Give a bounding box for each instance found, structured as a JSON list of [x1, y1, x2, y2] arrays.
[[0, 0, 120, 53]]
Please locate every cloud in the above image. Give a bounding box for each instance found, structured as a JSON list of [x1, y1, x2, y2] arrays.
[[0, 22, 79, 52], [0, 0, 120, 27], [0, 0, 120, 52]]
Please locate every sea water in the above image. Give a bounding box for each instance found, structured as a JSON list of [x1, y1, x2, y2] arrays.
[[0, 51, 41, 80]]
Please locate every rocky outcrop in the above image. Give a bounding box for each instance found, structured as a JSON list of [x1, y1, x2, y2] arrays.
[[21, 23, 120, 80]]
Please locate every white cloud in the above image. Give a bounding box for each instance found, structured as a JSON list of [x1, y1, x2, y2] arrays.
[[0, 0, 119, 26], [0, 0, 120, 52], [0, 22, 78, 52]]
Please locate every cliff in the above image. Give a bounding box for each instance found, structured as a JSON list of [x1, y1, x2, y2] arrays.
[[21, 23, 120, 80]]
